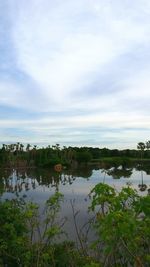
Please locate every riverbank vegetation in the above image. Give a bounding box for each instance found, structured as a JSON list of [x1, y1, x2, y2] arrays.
[[0, 141, 150, 169], [0, 142, 150, 266], [0, 183, 150, 267]]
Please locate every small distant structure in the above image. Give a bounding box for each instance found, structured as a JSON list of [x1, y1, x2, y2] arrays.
[[54, 164, 62, 172]]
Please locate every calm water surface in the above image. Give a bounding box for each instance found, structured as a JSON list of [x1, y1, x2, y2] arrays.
[[1, 164, 150, 241]]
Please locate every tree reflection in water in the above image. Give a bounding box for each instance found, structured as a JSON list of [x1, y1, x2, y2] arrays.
[[136, 164, 148, 192], [0, 163, 150, 195], [106, 167, 133, 179]]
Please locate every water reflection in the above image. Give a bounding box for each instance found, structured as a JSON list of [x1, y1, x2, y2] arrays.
[[0, 162, 150, 196], [1, 163, 149, 244], [135, 164, 148, 192], [135, 162, 150, 175], [106, 167, 133, 179]]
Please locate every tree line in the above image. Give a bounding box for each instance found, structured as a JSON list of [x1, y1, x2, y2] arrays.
[[0, 141, 150, 168]]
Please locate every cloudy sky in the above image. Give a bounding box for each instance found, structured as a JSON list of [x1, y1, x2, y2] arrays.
[[0, 0, 150, 148]]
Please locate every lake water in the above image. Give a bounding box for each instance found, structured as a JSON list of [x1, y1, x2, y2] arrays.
[[1, 164, 150, 242]]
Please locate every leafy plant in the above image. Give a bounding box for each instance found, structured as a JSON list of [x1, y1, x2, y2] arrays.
[[89, 183, 150, 267], [0, 198, 28, 266], [0, 184, 150, 267]]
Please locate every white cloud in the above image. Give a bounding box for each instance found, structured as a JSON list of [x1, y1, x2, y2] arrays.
[[0, 110, 149, 131], [11, 0, 150, 105], [0, 81, 24, 107], [0, 0, 150, 147]]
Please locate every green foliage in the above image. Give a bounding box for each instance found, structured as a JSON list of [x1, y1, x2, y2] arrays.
[[0, 184, 150, 267], [0, 199, 28, 266], [0, 192, 99, 267], [137, 142, 146, 151], [76, 150, 93, 164], [0, 193, 64, 267], [1, 141, 150, 169], [90, 183, 116, 213], [41, 157, 61, 167], [84, 263, 100, 267], [89, 183, 150, 267]]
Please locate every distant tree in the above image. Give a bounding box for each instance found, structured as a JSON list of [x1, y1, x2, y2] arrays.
[[19, 143, 24, 153], [146, 140, 150, 150], [26, 144, 31, 152], [137, 142, 146, 151], [76, 151, 92, 164], [137, 142, 147, 192], [137, 142, 146, 159], [2, 144, 6, 151]]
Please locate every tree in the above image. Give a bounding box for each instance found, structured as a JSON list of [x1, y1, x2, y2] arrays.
[[89, 183, 150, 266], [146, 140, 150, 150], [26, 143, 31, 151], [137, 142, 145, 151], [76, 151, 92, 164], [137, 142, 145, 160]]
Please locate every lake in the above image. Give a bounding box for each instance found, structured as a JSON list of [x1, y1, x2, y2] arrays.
[[1, 163, 150, 242]]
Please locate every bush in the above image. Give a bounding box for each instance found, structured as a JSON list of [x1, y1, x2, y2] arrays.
[[0, 185, 150, 267], [89, 183, 150, 266]]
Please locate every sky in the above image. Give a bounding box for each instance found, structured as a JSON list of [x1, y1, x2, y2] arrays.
[[0, 0, 150, 149]]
